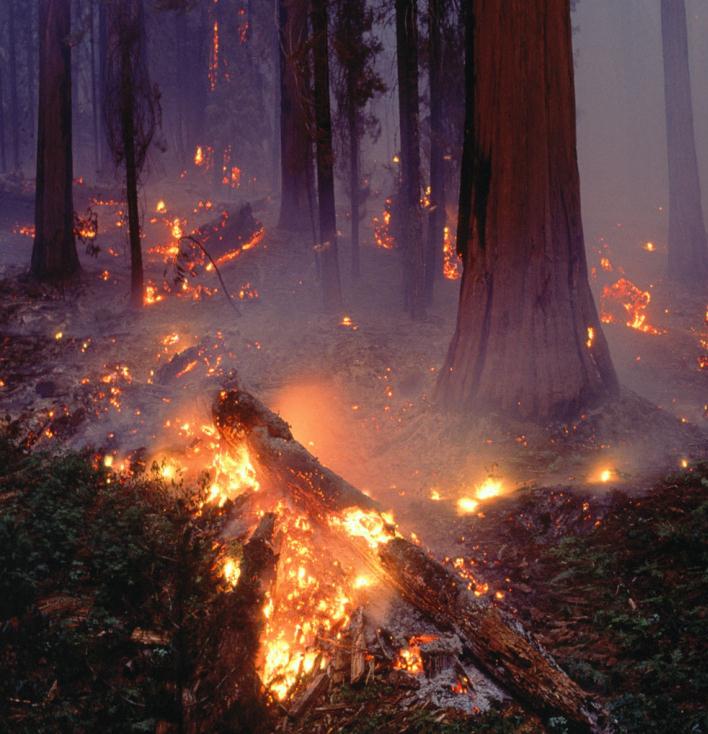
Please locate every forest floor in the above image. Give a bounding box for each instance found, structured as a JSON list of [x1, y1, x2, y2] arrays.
[[0, 171, 706, 732]]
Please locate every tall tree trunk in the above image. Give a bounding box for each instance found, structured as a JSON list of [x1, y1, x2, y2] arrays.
[[425, 0, 444, 303], [660, 0, 708, 283], [436, 0, 618, 421], [98, 0, 109, 178], [8, 0, 21, 171], [395, 0, 425, 319], [31, 0, 80, 282], [278, 0, 312, 231], [90, 0, 101, 173], [120, 2, 144, 309], [311, 0, 342, 310], [174, 10, 189, 169], [24, 2, 36, 165], [0, 70, 6, 172], [349, 104, 360, 278]]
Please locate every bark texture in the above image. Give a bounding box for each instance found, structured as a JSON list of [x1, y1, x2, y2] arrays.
[[436, 0, 617, 421], [278, 0, 312, 231], [311, 0, 343, 311], [31, 0, 80, 282], [660, 0, 708, 283]]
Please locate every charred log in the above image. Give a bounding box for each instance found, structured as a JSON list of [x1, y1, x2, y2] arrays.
[[213, 387, 606, 732], [188, 513, 278, 734]]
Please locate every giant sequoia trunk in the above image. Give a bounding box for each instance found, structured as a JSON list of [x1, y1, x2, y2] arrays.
[[436, 0, 617, 421], [277, 0, 312, 232], [311, 0, 343, 311], [660, 0, 708, 284], [31, 0, 80, 282], [395, 0, 425, 319]]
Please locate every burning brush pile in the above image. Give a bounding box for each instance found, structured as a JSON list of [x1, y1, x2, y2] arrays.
[[161, 385, 608, 733]]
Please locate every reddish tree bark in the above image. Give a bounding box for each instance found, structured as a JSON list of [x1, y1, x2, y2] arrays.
[[277, 0, 312, 232], [660, 0, 708, 284], [30, 0, 80, 282], [436, 0, 617, 421]]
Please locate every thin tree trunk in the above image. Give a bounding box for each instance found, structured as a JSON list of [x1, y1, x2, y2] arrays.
[[121, 46, 143, 308], [90, 0, 100, 173], [0, 70, 6, 172], [395, 0, 425, 319], [175, 10, 188, 169], [278, 0, 312, 231], [660, 0, 708, 283], [349, 105, 360, 278], [98, 0, 109, 178], [311, 0, 342, 310], [25, 2, 36, 163], [8, 0, 21, 171], [31, 0, 80, 282], [436, 0, 617, 421], [425, 0, 444, 303]]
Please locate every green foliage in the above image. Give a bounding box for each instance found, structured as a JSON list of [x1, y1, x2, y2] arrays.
[[540, 463, 708, 734], [0, 434, 226, 733]]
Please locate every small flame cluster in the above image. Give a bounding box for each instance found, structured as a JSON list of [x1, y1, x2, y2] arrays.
[[600, 278, 665, 335]]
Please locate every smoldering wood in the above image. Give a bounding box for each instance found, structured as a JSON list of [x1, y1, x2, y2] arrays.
[[213, 387, 606, 732], [187, 512, 278, 734]]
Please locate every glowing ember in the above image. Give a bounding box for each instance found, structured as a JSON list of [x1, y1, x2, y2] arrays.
[[429, 489, 442, 501], [54, 331, 63, 340], [144, 284, 164, 306], [601, 278, 665, 335], [393, 645, 424, 674], [643, 241, 656, 252], [223, 557, 241, 587], [586, 326, 595, 349], [194, 145, 205, 166], [156, 199, 167, 213], [591, 467, 618, 484], [171, 218, 183, 240], [372, 198, 394, 249], [209, 20, 219, 91], [475, 476, 504, 500], [457, 497, 479, 515], [329, 508, 396, 549], [442, 225, 462, 280]]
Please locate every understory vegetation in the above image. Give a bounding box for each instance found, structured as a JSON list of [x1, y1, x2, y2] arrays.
[[0, 431, 706, 733]]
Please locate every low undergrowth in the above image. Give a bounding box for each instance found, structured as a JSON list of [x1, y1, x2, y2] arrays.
[[0, 433, 226, 734]]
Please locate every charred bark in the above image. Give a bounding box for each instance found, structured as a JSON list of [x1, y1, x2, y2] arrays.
[[435, 0, 618, 421], [213, 387, 606, 732], [660, 0, 708, 284], [379, 538, 605, 733], [311, 0, 343, 311], [425, 0, 444, 303], [188, 513, 278, 734], [395, 0, 425, 319], [30, 0, 80, 283], [278, 0, 312, 232]]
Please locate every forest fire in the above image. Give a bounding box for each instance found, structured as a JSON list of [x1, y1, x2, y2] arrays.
[[442, 224, 462, 280], [601, 278, 666, 334]]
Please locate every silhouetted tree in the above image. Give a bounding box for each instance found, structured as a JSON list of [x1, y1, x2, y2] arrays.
[[30, 0, 80, 282], [436, 0, 618, 421], [103, 0, 160, 308], [395, 0, 425, 319], [660, 0, 708, 284], [310, 0, 342, 310], [8, 0, 20, 171], [278, 0, 312, 231], [425, 0, 443, 302], [332, 0, 385, 278]]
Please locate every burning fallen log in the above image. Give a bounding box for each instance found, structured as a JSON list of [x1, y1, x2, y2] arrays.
[[213, 388, 606, 733]]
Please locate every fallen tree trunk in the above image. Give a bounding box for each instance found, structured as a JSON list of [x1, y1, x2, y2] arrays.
[[379, 538, 604, 733], [213, 388, 606, 733]]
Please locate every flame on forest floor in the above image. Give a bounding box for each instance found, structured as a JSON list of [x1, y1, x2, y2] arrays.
[[457, 474, 505, 515], [600, 278, 666, 335], [373, 198, 394, 250]]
